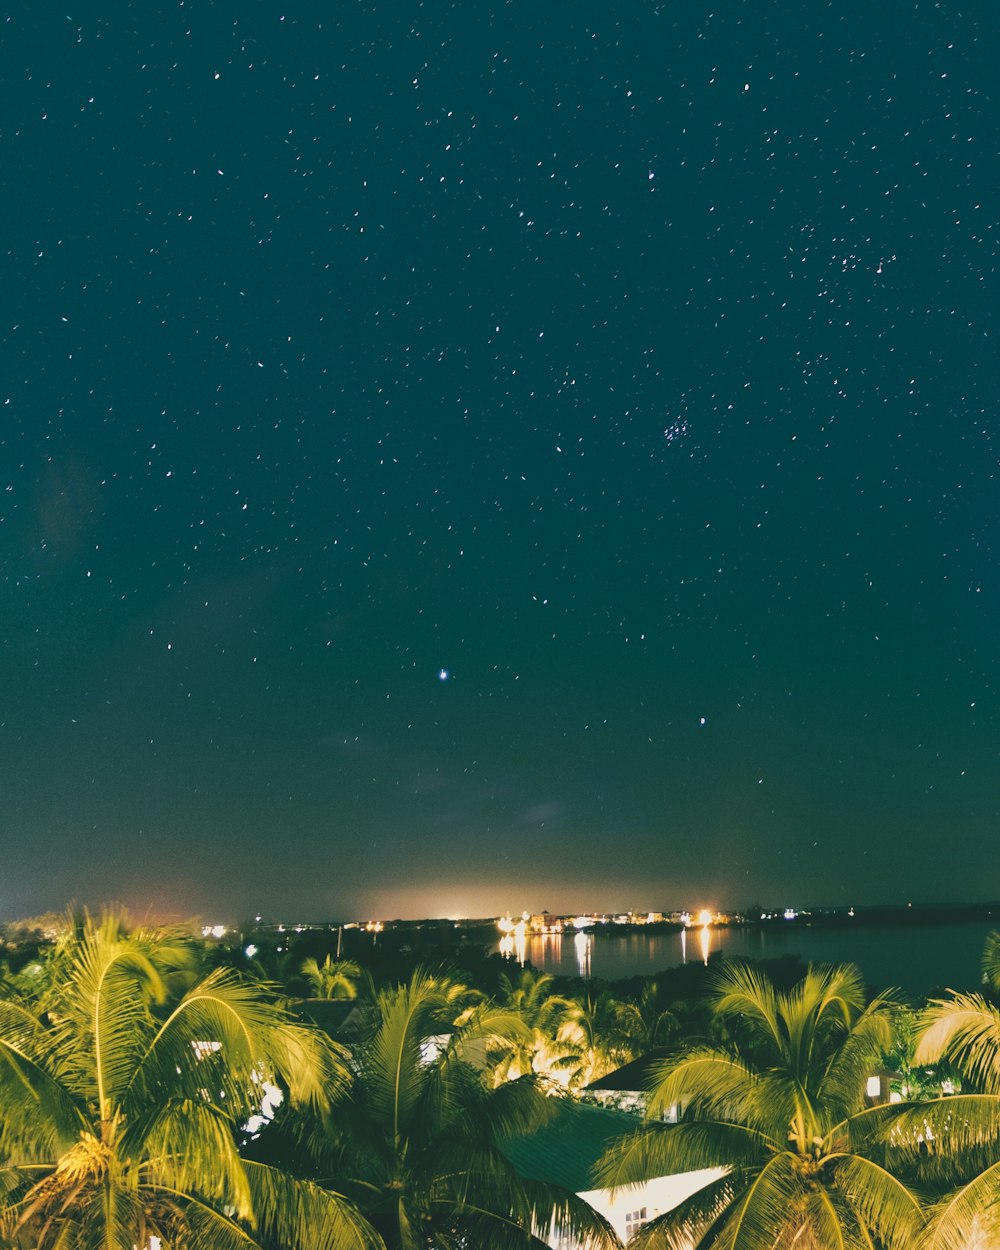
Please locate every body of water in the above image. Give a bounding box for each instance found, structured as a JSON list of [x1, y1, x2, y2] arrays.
[[500, 920, 999, 997]]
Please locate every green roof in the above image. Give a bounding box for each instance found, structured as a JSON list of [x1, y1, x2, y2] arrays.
[[503, 1102, 639, 1193]]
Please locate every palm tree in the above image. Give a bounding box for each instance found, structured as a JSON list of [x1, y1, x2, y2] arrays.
[[559, 991, 637, 1090], [614, 981, 682, 1055], [0, 908, 380, 1250], [596, 962, 923, 1249], [301, 954, 364, 1000], [491, 967, 584, 1086], [981, 930, 1000, 992], [305, 968, 621, 1249], [886, 986, 1000, 1249]]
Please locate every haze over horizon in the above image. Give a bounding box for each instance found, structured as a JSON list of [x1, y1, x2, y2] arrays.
[[3, 2, 998, 920]]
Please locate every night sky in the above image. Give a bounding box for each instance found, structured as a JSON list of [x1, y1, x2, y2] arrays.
[[3, 2, 998, 922]]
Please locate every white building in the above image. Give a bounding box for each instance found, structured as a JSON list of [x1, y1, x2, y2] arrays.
[[504, 1102, 725, 1249]]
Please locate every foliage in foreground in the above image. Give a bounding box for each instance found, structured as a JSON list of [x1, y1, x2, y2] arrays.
[[597, 962, 924, 1250], [10, 912, 1000, 1248], [0, 909, 379, 1250], [276, 969, 622, 1250]]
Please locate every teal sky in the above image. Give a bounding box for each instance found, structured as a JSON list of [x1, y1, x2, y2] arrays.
[[1, 1, 998, 921]]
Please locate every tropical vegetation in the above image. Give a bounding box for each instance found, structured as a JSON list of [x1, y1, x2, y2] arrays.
[[596, 962, 924, 1249], [6, 911, 1000, 1249], [254, 969, 620, 1249], [0, 908, 378, 1250]]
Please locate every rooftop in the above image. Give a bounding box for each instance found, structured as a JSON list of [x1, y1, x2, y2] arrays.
[[504, 1102, 639, 1194]]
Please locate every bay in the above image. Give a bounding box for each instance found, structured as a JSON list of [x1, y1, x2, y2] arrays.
[[504, 919, 999, 997]]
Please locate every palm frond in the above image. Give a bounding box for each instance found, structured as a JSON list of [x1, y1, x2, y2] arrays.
[[243, 1160, 383, 1250], [713, 1150, 801, 1250], [595, 1119, 763, 1191], [645, 1049, 757, 1123], [709, 963, 784, 1055], [129, 1098, 253, 1220], [165, 1191, 264, 1250], [363, 972, 457, 1142], [73, 1178, 143, 1250], [629, 1170, 745, 1250], [130, 967, 347, 1119], [50, 916, 166, 1117], [820, 997, 896, 1114], [981, 931, 1000, 993], [919, 1157, 1000, 1250], [828, 1152, 924, 1250], [915, 995, 1000, 1093], [801, 965, 866, 1034], [0, 1026, 86, 1161], [457, 1071, 561, 1144], [431, 1135, 622, 1250], [874, 1094, 1000, 1182], [797, 1184, 849, 1250], [442, 1184, 621, 1250]]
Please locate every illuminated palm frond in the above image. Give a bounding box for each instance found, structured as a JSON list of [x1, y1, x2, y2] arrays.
[[324, 969, 621, 1250], [0, 907, 380, 1250], [597, 962, 923, 1250], [919, 1158, 1000, 1250], [915, 994, 1000, 1094]]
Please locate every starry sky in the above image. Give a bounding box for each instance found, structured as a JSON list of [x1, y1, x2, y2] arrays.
[[2, 2, 998, 922]]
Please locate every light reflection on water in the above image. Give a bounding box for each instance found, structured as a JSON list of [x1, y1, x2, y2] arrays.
[[498, 919, 999, 995], [499, 929, 594, 978], [574, 930, 592, 978]]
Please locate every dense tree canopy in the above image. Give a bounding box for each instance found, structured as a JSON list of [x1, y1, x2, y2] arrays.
[[0, 910, 378, 1250], [297, 969, 621, 1250], [7, 912, 1000, 1250], [597, 963, 924, 1250]]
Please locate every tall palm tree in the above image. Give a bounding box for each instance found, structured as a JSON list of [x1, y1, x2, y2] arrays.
[[491, 967, 584, 1086], [597, 962, 923, 1249], [301, 954, 364, 1000], [305, 968, 621, 1249], [614, 981, 682, 1055], [559, 991, 637, 1090], [0, 908, 380, 1250]]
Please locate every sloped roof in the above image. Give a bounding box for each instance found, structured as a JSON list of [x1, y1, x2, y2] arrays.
[[503, 1101, 639, 1193], [290, 998, 369, 1040], [584, 1048, 673, 1093]]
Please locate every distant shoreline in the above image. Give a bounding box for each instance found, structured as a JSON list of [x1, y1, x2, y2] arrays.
[[244, 901, 1000, 938]]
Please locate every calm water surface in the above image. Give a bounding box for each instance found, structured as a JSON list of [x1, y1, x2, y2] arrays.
[[502, 920, 998, 997]]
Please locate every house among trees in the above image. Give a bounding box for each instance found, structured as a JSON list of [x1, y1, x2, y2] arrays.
[[584, 1047, 675, 1115], [504, 1101, 724, 1249]]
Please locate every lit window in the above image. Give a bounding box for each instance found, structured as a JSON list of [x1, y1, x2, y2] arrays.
[[866, 1076, 881, 1099], [625, 1208, 648, 1237]]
